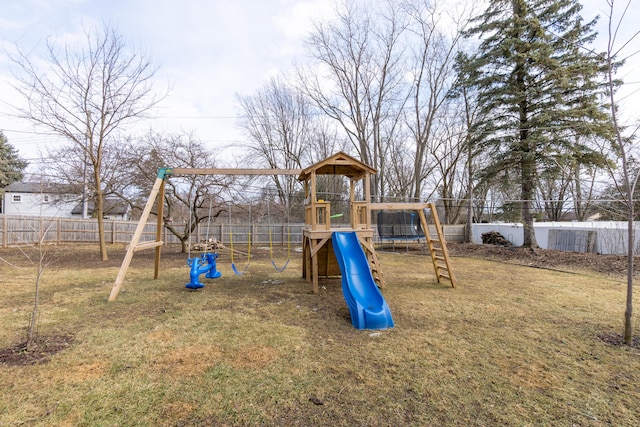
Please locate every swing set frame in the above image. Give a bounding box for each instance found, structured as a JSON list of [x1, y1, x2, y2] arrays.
[[108, 166, 301, 301], [108, 152, 457, 302]]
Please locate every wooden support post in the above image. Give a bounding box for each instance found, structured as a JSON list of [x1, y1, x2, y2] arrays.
[[349, 179, 355, 228], [154, 179, 165, 279], [109, 175, 166, 302], [311, 238, 319, 293], [310, 171, 317, 230], [364, 172, 371, 229]]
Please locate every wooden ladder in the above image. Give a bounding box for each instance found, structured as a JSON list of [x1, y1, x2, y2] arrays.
[[419, 203, 456, 288]]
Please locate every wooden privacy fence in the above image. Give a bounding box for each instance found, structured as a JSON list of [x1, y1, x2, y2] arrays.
[[0, 215, 465, 247]]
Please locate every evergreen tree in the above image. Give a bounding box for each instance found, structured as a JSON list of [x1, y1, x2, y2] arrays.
[[462, 0, 613, 247], [0, 131, 28, 188]]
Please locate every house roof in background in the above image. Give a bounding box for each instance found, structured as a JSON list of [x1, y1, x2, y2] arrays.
[[4, 182, 75, 194], [71, 199, 129, 216]]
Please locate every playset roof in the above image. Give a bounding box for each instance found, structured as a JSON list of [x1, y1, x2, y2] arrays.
[[297, 151, 376, 181]]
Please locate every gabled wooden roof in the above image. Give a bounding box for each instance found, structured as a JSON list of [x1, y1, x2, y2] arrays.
[[298, 151, 376, 181]]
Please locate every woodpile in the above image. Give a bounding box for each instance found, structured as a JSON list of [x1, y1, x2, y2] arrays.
[[191, 238, 221, 251], [481, 231, 512, 246]]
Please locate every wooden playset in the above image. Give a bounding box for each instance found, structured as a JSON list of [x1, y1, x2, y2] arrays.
[[297, 152, 456, 293], [108, 152, 455, 301]]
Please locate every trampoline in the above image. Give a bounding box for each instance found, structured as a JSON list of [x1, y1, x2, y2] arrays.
[[376, 210, 425, 240]]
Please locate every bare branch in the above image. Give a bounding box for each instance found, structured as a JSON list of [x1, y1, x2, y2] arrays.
[[10, 23, 166, 261]]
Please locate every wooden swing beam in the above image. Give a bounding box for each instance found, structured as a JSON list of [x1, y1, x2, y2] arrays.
[[108, 167, 302, 302], [171, 168, 302, 176]]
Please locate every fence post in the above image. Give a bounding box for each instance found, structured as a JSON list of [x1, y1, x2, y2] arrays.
[[2, 215, 7, 248], [251, 224, 256, 245]]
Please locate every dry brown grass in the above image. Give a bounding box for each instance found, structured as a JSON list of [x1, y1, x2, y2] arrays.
[[0, 244, 639, 426]]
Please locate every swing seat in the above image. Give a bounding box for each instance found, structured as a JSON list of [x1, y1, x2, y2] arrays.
[[271, 259, 290, 272], [231, 263, 249, 276]]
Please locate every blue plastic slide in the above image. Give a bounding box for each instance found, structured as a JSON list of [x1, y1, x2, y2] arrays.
[[332, 232, 394, 330]]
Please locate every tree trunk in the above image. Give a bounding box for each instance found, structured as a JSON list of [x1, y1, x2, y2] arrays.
[[96, 199, 108, 261], [27, 258, 44, 350], [521, 152, 538, 248], [603, 18, 634, 344], [513, 0, 537, 249], [624, 209, 634, 344], [94, 168, 109, 261]]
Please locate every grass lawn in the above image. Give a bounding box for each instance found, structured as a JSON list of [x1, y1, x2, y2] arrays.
[[0, 244, 639, 426]]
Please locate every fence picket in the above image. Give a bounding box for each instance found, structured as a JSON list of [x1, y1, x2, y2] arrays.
[[0, 214, 465, 247]]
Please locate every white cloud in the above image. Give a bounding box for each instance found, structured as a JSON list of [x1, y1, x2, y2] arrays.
[[1, 0, 322, 165], [274, 0, 335, 39], [3, 0, 640, 168]]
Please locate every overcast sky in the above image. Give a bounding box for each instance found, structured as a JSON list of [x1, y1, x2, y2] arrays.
[[1, 0, 639, 173], [0, 0, 334, 167]]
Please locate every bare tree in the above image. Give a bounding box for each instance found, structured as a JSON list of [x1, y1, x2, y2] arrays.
[[305, 118, 352, 219], [0, 184, 55, 351], [41, 137, 129, 216], [0, 233, 51, 350], [25, 224, 54, 350], [430, 105, 469, 224], [120, 131, 229, 253], [535, 155, 574, 221], [306, 116, 349, 163], [10, 23, 163, 261], [602, 0, 640, 345], [570, 161, 603, 221], [402, 0, 468, 202], [299, 0, 407, 201], [236, 76, 313, 206], [384, 131, 415, 200], [450, 56, 485, 235]]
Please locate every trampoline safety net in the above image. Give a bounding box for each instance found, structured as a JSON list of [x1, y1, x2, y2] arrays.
[[376, 211, 425, 240]]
